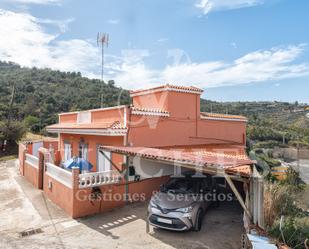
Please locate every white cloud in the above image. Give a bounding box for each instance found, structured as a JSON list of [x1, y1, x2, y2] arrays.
[[37, 18, 74, 33], [0, 9, 99, 76], [7, 0, 62, 5], [157, 38, 169, 43], [110, 45, 309, 89], [195, 0, 264, 15], [107, 19, 120, 24], [0, 9, 308, 91]]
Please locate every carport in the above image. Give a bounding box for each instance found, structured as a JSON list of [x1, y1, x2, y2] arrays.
[[100, 144, 263, 228]]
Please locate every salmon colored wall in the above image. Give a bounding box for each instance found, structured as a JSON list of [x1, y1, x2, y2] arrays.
[[71, 176, 169, 218], [128, 115, 246, 147], [167, 91, 200, 119], [127, 90, 246, 147], [198, 119, 246, 145], [91, 108, 124, 124], [128, 175, 170, 200], [43, 173, 74, 216], [132, 91, 168, 110], [59, 134, 125, 171], [59, 113, 77, 123], [72, 184, 126, 218], [43, 140, 59, 151], [27, 143, 33, 155], [24, 162, 39, 188]]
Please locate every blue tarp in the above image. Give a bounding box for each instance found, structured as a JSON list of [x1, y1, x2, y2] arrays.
[[63, 157, 93, 172]]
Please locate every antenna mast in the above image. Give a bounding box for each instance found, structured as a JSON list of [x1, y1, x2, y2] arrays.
[[97, 32, 109, 108]]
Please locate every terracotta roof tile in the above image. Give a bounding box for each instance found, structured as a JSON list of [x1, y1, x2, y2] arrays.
[[130, 84, 203, 96], [131, 106, 170, 117], [46, 121, 126, 130], [225, 165, 251, 176], [100, 145, 254, 176], [200, 112, 247, 121]]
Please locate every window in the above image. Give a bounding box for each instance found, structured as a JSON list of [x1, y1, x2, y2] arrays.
[[97, 149, 111, 172], [79, 143, 88, 160], [64, 143, 71, 161]]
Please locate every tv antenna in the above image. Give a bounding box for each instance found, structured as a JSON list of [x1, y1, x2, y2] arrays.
[[97, 32, 109, 108]]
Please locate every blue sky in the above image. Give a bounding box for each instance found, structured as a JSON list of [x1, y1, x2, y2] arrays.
[[0, 0, 308, 103]]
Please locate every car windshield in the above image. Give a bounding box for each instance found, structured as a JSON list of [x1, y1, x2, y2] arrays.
[[161, 178, 195, 194]]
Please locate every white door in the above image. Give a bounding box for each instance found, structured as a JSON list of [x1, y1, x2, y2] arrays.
[[97, 149, 111, 172]]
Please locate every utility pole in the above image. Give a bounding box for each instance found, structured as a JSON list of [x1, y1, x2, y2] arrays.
[[297, 136, 300, 172], [97, 32, 109, 108]]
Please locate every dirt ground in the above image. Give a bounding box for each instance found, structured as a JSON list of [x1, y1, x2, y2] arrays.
[[0, 160, 244, 249]]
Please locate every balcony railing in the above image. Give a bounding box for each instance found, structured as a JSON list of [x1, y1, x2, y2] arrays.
[[79, 171, 122, 188], [25, 153, 39, 168]]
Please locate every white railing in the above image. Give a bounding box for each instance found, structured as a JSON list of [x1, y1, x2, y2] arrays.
[[79, 170, 122, 188], [46, 162, 72, 188], [25, 153, 39, 168]]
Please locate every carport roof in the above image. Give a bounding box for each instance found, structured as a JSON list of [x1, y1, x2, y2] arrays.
[[100, 145, 254, 177]]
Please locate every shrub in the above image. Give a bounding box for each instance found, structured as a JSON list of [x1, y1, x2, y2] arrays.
[[269, 216, 309, 249], [254, 140, 281, 149], [259, 154, 281, 168]]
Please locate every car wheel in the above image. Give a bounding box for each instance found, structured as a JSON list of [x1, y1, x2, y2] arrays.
[[194, 209, 203, 232]]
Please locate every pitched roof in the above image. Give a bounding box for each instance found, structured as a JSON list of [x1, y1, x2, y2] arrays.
[[200, 112, 247, 122], [46, 121, 127, 136], [46, 121, 126, 130], [130, 84, 203, 97], [131, 106, 170, 117], [100, 145, 254, 176]]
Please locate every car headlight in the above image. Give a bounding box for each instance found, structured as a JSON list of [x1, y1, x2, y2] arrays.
[[175, 206, 193, 213]]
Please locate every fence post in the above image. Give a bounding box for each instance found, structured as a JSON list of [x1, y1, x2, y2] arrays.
[[38, 150, 45, 190], [72, 167, 80, 190], [21, 146, 27, 176]]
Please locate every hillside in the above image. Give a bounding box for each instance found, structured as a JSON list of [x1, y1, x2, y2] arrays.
[[0, 61, 308, 151], [201, 99, 309, 147], [0, 61, 130, 130]]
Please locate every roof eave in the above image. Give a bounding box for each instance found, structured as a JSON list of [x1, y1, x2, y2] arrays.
[[46, 128, 127, 136]]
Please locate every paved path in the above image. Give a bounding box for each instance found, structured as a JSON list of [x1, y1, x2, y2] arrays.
[[0, 159, 243, 249]]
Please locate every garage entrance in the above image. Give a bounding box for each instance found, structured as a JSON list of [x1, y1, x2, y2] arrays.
[[99, 144, 263, 230]]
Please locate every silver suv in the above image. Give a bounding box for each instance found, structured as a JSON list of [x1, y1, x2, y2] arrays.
[[148, 172, 218, 231]]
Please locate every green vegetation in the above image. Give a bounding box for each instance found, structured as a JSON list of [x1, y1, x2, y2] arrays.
[[0, 61, 130, 156], [264, 170, 308, 249]]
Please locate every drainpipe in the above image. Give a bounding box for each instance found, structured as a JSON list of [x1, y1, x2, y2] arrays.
[[124, 106, 132, 203], [125, 156, 129, 203], [195, 95, 198, 137]]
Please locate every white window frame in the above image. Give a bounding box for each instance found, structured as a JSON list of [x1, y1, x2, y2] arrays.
[[97, 148, 111, 172], [80, 143, 88, 160], [64, 142, 72, 161]]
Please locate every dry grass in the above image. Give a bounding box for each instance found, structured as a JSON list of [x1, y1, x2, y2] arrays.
[[0, 155, 17, 161], [264, 183, 303, 227], [20, 132, 53, 142]]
